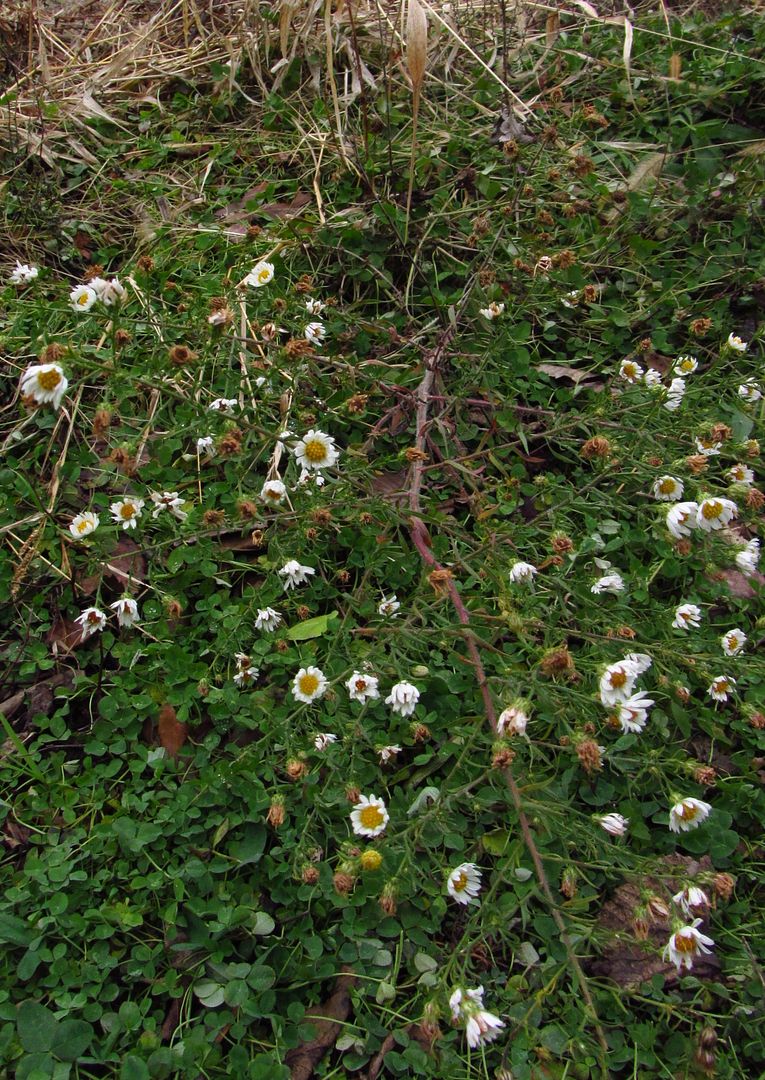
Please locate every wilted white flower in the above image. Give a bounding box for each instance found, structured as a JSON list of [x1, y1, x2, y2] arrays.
[[479, 301, 505, 320], [735, 537, 760, 576], [652, 476, 684, 501], [10, 262, 38, 284], [261, 479, 287, 505], [378, 595, 401, 617], [497, 704, 529, 736], [20, 363, 68, 410], [93, 277, 126, 306], [305, 298, 325, 315], [727, 332, 747, 352], [446, 863, 482, 905], [619, 359, 643, 383], [738, 380, 762, 403], [695, 436, 721, 457], [708, 675, 735, 703], [75, 607, 107, 640], [664, 921, 714, 972], [449, 987, 504, 1049], [666, 501, 698, 539], [292, 666, 328, 704], [378, 744, 402, 765], [616, 691, 655, 734], [669, 797, 712, 833], [110, 496, 144, 530], [697, 496, 737, 532], [599, 660, 640, 707], [209, 397, 237, 413], [279, 559, 315, 590], [314, 732, 337, 751], [233, 653, 259, 687], [346, 672, 380, 703], [255, 607, 282, 633], [673, 603, 702, 630], [591, 571, 625, 594], [350, 794, 389, 837], [385, 681, 420, 716], [69, 284, 98, 312], [643, 368, 663, 389], [674, 355, 698, 376], [208, 307, 233, 326], [110, 597, 139, 628], [293, 429, 339, 471], [196, 436, 215, 457], [623, 652, 652, 674], [599, 813, 628, 836], [68, 511, 100, 540], [560, 290, 580, 309], [663, 378, 686, 410], [150, 491, 187, 521], [721, 628, 746, 656], [672, 886, 709, 918], [305, 321, 326, 346], [509, 561, 537, 584], [244, 260, 274, 287], [728, 463, 754, 485]]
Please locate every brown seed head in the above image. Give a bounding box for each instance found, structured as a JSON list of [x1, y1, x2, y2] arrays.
[[217, 428, 243, 457], [115, 328, 132, 347], [492, 747, 516, 769], [412, 723, 431, 743], [478, 269, 496, 286], [745, 439, 760, 458], [580, 436, 610, 459], [164, 597, 183, 623], [560, 867, 577, 899], [690, 317, 712, 337], [312, 508, 332, 526], [247, 224, 262, 238], [576, 738, 602, 775], [693, 765, 717, 787], [405, 446, 428, 462], [275, 639, 289, 653], [709, 422, 732, 442], [379, 883, 397, 916], [674, 538, 693, 556], [333, 871, 355, 895], [302, 865, 319, 884], [428, 567, 453, 597], [296, 604, 310, 620], [749, 710, 765, 730], [346, 392, 369, 414], [336, 569, 351, 585], [617, 624, 637, 639], [272, 297, 287, 313], [202, 509, 226, 527], [746, 487, 765, 509], [675, 685, 691, 703], [267, 799, 285, 828], [284, 337, 314, 359], [571, 154, 594, 177], [358, 512, 373, 526], [83, 264, 104, 282], [646, 895, 670, 921], [685, 454, 708, 475], [345, 785, 361, 804], [294, 274, 314, 293], [305, 528, 318, 541], [285, 759, 308, 782], [539, 645, 576, 679], [632, 915, 650, 940], [238, 500, 259, 520], [551, 533, 574, 554], [39, 342, 67, 363], [712, 872, 735, 902], [92, 407, 112, 437], [136, 255, 154, 272]]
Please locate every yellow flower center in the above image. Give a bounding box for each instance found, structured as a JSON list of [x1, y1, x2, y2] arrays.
[[77, 292, 91, 306], [265, 486, 281, 500], [659, 479, 675, 494], [77, 520, 89, 533], [355, 679, 367, 692], [298, 673, 320, 696], [452, 872, 468, 892], [726, 635, 738, 650], [673, 932, 696, 954], [303, 439, 327, 464], [701, 500, 722, 520], [713, 680, 728, 693], [359, 805, 384, 830], [624, 364, 637, 378], [609, 671, 628, 689], [679, 801, 699, 820], [680, 359, 693, 371], [120, 504, 136, 519], [257, 269, 271, 282], [38, 369, 62, 390], [360, 850, 382, 871]]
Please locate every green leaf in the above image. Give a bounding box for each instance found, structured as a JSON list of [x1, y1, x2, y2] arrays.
[[247, 964, 276, 991], [17, 1001, 59, 1054], [52, 1019, 93, 1062], [120, 1056, 150, 1080], [0, 913, 33, 947], [285, 612, 338, 641], [481, 828, 510, 855], [252, 911, 275, 935], [229, 824, 266, 866], [413, 952, 438, 973]]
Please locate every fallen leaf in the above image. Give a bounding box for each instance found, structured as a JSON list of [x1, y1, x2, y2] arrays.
[[537, 362, 600, 384], [158, 705, 188, 758], [285, 971, 356, 1080], [46, 618, 84, 655], [80, 536, 147, 595]]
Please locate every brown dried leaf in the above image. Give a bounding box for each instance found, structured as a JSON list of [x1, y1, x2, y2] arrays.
[[285, 972, 356, 1080], [80, 536, 147, 596], [46, 618, 84, 654], [158, 705, 188, 759], [717, 567, 765, 599], [537, 363, 602, 387]]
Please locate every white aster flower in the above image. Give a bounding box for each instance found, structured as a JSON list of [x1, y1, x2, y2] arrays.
[[615, 691, 655, 734], [279, 559, 315, 590], [378, 595, 401, 617], [378, 744, 402, 765], [497, 704, 529, 736], [196, 436, 215, 457], [110, 496, 144, 531], [664, 378, 686, 410], [304, 321, 326, 346], [261, 479, 287, 505], [599, 813, 629, 836], [292, 666, 328, 704], [233, 653, 259, 687], [305, 298, 325, 315], [150, 491, 187, 521], [20, 363, 68, 410], [385, 681, 420, 717], [666, 501, 698, 539], [674, 355, 698, 376], [619, 359, 643, 383], [669, 797, 712, 833], [643, 368, 663, 389], [479, 301, 505, 320], [68, 511, 100, 539], [664, 920, 714, 972], [728, 463, 754, 485], [695, 436, 721, 457], [708, 675, 735, 703], [697, 496, 737, 532], [346, 672, 380, 703], [599, 660, 640, 707], [673, 603, 702, 631], [314, 732, 337, 751], [10, 262, 38, 284], [672, 886, 709, 918], [446, 863, 482, 905], [652, 476, 684, 501], [449, 987, 504, 1049], [255, 607, 282, 633], [244, 260, 274, 287], [509, 560, 537, 584], [293, 429, 339, 471], [75, 607, 107, 641], [623, 652, 652, 674], [591, 571, 625, 594], [350, 794, 389, 838], [738, 380, 762, 403], [94, 277, 126, 306], [721, 628, 746, 656], [69, 284, 98, 312], [209, 397, 237, 414], [110, 597, 139, 628], [727, 332, 747, 352], [735, 537, 760, 576]]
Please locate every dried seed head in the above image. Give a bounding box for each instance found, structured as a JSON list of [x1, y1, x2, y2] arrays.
[[296, 604, 310, 620], [632, 915, 650, 940], [92, 407, 112, 437], [580, 436, 611, 459], [358, 512, 373, 525], [346, 392, 368, 414], [336, 569, 351, 585], [690, 317, 712, 336], [267, 798, 285, 828], [202, 509, 225, 527], [294, 274, 314, 293], [302, 865, 319, 884], [275, 639, 288, 653], [576, 738, 602, 775], [238, 500, 259, 520], [345, 785, 361, 804], [217, 428, 243, 456], [646, 895, 670, 921], [197, 680, 209, 697], [428, 567, 453, 597], [39, 342, 67, 363], [247, 224, 262, 238], [333, 871, 355, 895], [539, 645, 576, 679], [492, 746, 516, 769], [616, 624, 637, 639], [749, 710, 765, 730], [675, 685, 691, 703], [712, 872, 735, 901], [405, 446, 429, 462], [305, 528, 318, 541], [674, 538, 692, 556], [746, 487, 765, 509], [114, 328, 132, 347], [83, 264, 104, 282], [709, 422, 732, 442], [284, 337, 314, 359], [551, 533, 574, 554], [693, 765, 717, 787], [136, 255, 154, 272], [379, 882, 397, 916], [285, 759, 308, 781], [745, 439, 760, 458], [311, 508, 332, 526], [685, 454, 709, 475], [164, 597, 183, 623], [560, 867, 577, 899], [412, 723, 431, 743]]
